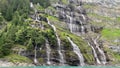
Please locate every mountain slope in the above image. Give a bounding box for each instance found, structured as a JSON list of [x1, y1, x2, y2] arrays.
[[0, 0, 120, 66]]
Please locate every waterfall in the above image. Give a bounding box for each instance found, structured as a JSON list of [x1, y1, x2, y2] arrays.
[[69, 16, 73, 33], [80, 14, 86, 34], [18, 49, 22, 55], [81, 14, 86, 21], [92, 35, 107, 64], [87, 42, 101, 64], [66, 14, 86, 34], [47, 18, 65, 65], [34, 45, 38, 64], [35, 14, 40, 22], [30, 2, 44, 30], [30, 2, 34, 8], [30, 2, 37, 13], [80, 21, 85, 34], [66, 15, 73, 33], [46, 40, 51, 65], [67, 37, 85, 66]]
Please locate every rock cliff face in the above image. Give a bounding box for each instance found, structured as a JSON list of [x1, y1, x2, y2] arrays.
[[82, 0, 120, 64], [45, 0, 120, 65], [45, 0, 107, 65], [82, 0, 120, 50], [0, 0, 120, 66], [46, 0, 88, 34]]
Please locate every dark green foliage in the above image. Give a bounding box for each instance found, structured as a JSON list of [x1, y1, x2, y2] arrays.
[[0, 16, 3, 22], [0, 0, 30, 21], [0, 24, 16, 57], [0, 15, 4, 25], [0, 22, 46, 57], [44, 29, 57, 48], [12, 11, 23, 25], [1, 39, 13, 56]]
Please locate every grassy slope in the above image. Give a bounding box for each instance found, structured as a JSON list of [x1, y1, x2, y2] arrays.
[[83, 3, 120, 64]]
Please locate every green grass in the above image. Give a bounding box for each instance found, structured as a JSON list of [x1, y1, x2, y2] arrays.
[[13, 44, 27, 50], [116, 17, 120, 22], [83, 4, 96, 9], [35, 5, 45, 12], [88, 13, 112, 21], [47, 15, 59, 22], [4, 54, 32, 63], [102, 28, 120, 40], [110, 52, 120, 64], [61, 0, 68, 5]]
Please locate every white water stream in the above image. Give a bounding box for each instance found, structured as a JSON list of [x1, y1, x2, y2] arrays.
[[47, 18, 65, 65], [67, 37, 85, 66]]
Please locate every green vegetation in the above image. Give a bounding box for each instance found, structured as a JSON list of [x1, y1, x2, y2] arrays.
[[102, 28, 120, 40], [88, 13, 112, 21], [113, 52, 120, 63], [116, 17, 120, 22], [38, 58, 44, 63], [47, 15, 59, 22], [1, 0, 118, 65], [83, 4, 96, 9], [0, 0, 30, 21], [0, 0, 52, 58], [61, 0, 69, 5], [5, 54, 32, 63]]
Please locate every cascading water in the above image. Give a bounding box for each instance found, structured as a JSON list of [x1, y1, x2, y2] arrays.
[[35, 14, 39, 21], [30, 2, 37, 13], [67, 37, 85, 66], [30, 2, 34, 8], [66, 15, 73, 33], [47, 18, 65, 65], [69, 16, 73, 33], [66, 14, 86, 34], [30, 2, 44, 30], [80, 14, 86, 34], [80, 21, 85, 34], [87, 41, 101, 64], [92, 35, 107, 64], [34, 45, 38, 64], [30, 2, 38, 64], [81, 14, 86, 21], [46, 40, 51, 65]]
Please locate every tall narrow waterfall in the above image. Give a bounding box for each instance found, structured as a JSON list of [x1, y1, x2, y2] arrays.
[[30, 2, 37, 13], [80, 21, 85, 34], [69, 16, 73, 33], [67, 37, 85, 66], [80, 14, 86, 34], [66, 15, 73, 33], [34, 45, 38, 64], [30, 2, 34, 8], [81, 14, 86, 21], [47, 18, 65, 65], [46, 40, 51, 65], [92, 35, 107, 64], [87, 42, 101, 64]]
